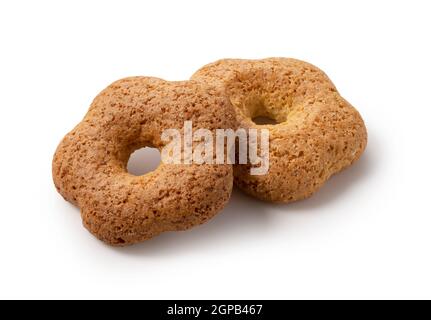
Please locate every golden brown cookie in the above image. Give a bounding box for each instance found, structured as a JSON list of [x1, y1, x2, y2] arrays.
[[52, 77, 235, 246], [191, 58, 367, 203]]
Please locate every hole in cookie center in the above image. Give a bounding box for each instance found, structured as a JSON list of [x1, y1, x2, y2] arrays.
[[251, 115, 279, 125], [245, 99, 285, 125], [127, 147, 161, 176]]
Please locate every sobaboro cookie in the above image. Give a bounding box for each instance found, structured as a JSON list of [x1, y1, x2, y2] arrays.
[[53, 77, 235, 246], [191, 58, 367, 203]]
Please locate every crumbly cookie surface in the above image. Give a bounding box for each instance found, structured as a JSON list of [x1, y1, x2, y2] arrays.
[[192, 58, 367, 202], [53, 77, 235, 245]]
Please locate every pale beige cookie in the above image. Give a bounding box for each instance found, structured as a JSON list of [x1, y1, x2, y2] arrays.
[[53, 77, 235, 246], [192, 58, 367, 203]]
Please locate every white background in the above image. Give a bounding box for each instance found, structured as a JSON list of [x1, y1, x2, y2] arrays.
[[1, 0, 430, 299]]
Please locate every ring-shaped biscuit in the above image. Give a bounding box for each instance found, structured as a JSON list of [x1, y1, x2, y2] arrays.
[[53, 77, 235, 245], [192, 58, 367, 202]]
